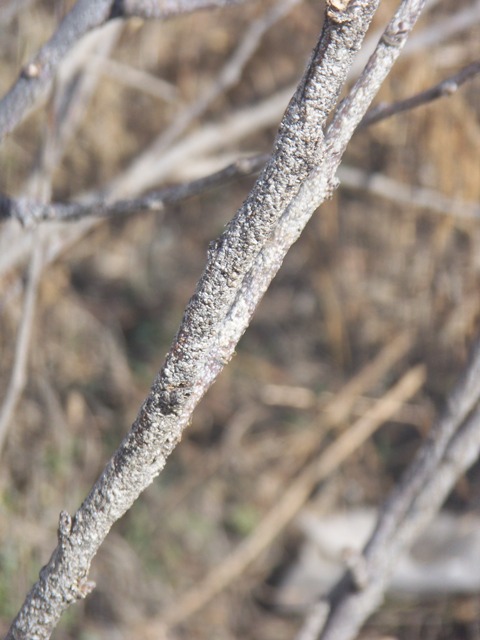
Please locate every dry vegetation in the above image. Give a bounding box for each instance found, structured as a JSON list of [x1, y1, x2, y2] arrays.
[[1, 1, 480, 639]]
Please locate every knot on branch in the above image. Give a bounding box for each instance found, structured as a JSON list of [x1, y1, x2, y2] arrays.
[[76, 577, 96, 600], [381, 19, 409, 47], [326, 0, 357, 23], [343, 548, 369, 591], [57, 510, 73, 543], [21, 61, 42, 80]]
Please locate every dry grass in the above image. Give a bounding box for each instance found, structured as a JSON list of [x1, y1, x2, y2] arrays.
[[0, 1, 480, 639]]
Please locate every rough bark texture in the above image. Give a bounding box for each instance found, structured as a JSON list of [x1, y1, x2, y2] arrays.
[[5, 2, 382, 638]]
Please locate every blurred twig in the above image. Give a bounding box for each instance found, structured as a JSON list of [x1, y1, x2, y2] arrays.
[[0, 0, 246, 139], [360, 59, 480, 127], [108, 0, 301, 196], [338, 165, 480, 220], [87, 55, 178, 103], [301, 337, 480, 640], [0, 155, 268, 225], [0, 0, 35, 25], [0, 236, 43, 454]]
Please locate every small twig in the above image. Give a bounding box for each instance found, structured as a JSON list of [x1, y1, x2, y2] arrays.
[[0, 155, 268, 226], [88, 55, 178, 103], [3, 50, 480, 227], [360, 59, 480, 127], [0, 238, 44, 454]]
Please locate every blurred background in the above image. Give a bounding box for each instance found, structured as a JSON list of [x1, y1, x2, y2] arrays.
[[1, 0, 480, 638]]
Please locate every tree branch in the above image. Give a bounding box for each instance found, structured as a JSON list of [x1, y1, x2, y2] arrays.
[[298, 338, 480, 640], [0, 237, 44, 454], [360, 59, 480, 128], [0, 155, 268, 225], [5, 3, 383, 637], [0, 0, 245, 140], [3, 52, 479, 227]]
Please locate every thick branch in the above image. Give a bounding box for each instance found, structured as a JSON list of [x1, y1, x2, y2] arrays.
[[6, 3, 381, 638]]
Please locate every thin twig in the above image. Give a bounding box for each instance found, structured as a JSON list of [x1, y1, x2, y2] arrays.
[[0, 155, 268, 226], [338, 165, 480, 220], [360, 59, 480, 127], [0, 238, 44, 453], [106, 0, 300, 198], [274, 332, 414, 462]]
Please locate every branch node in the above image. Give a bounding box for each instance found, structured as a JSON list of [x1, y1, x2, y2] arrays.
[[382, 19, 409, 46], [343, 548, 369, 591], [326, 176, 340, 199], [57, 510, 73, 543], [76, 578, 96, 600], [326, 0, 355, 23], [441, 80, 458, 96], [22, 61, 42, 79]]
